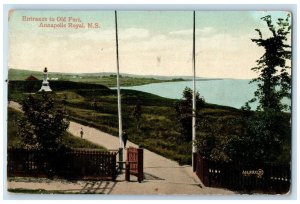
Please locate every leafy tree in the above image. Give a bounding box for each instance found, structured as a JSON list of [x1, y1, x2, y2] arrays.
[[175, 87, 205, 142], [233, 14, 292, 163], [245, 14, 291, 111], [18, 92, 69, 151]]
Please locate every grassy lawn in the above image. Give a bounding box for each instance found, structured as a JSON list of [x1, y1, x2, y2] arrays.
[[7, 107, 106, 150]]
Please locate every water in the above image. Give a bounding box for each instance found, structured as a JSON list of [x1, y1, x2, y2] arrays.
[[118, 79, 290, 110]]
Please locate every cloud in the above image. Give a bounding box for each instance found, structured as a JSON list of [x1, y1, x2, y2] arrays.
[[169, 27, 214, 36], [9, 24, 266, 79], [120, 28, 150, 40]]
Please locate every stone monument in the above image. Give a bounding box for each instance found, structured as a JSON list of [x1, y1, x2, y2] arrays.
[[39, 67, 52, 92]]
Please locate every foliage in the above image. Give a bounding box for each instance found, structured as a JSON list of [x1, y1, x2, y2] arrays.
[[234, 14, 292, 163], [175, 87, 205, 142], [7, 107, 24, 149], [17, 92, 69, 151], [195, 109, 291, 163], [245, 14, 291, 112], [195, 116, 234, 162], [132, 101, 142, 129], [225, 110, 291, 163]]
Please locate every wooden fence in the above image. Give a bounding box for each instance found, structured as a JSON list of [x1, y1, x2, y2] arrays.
[[194, 152, 290, 194], [7, 148, 119, 180]]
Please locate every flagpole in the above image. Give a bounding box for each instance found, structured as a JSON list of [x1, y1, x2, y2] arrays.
[[192, 10, 197, 170], [115, 10, 123, 165]]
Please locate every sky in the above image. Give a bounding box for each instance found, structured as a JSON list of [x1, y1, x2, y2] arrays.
[[8, 10, 291, 79]]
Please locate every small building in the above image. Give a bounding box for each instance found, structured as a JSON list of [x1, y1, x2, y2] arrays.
[[25, 75, 38, 81]]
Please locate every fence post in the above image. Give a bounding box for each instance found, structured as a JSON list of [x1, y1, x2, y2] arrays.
[[119, 147, 123, 170], [137, 148, 144, 183], [193, 152, 197, 172], [202, 157, 210, 186], [112, 153, 117, 181], [125, 162, 130, 181]]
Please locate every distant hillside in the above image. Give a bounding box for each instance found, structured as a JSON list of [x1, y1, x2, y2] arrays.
[[8, 68, 188, 80], [8, 68, 223, 86], [8, 68, 188, 87], [8, 69, 76, 81]]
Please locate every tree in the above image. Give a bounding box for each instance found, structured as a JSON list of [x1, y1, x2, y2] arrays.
[[175, 87, 205, 142], [18, 92, 69, 151], [245, 14, 291, 112], [233, 14, 292, 163], [132, 101, 142, 130]]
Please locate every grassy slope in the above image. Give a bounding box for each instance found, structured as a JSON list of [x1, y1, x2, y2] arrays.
[[8, 80, 291, 165], [7, 107, 106, 150], [8, 68, 185, 87], [8, 80, 242, 164]]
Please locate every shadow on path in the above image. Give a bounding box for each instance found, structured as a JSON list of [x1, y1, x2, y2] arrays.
[[79, 181, 117, 194]]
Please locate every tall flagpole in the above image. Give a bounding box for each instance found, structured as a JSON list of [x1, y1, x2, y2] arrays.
[[192, 10, 197, 170], [115, 10, 123, 164]]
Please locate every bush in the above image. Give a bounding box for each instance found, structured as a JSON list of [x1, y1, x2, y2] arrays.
[[18, 92, 69, 151], [175, 87, 205, 142]]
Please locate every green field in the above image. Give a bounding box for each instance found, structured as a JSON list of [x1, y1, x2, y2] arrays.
[[8, 68, 185, 87], [8, 80, 291, 165]]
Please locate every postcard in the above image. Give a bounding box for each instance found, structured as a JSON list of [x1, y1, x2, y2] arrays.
[[7, 10, 292, 195]]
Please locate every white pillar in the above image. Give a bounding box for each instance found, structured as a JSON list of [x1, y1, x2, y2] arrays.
[[115, 11, 124, 164], [192, 11, 197, 169]]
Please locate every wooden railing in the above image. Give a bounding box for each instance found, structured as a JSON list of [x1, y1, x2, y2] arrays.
[[194, 152, 290, 194], [7, 148, 119, 180]]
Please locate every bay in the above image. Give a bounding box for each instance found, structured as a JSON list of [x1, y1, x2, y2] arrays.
[[119, 79, 290, 110]]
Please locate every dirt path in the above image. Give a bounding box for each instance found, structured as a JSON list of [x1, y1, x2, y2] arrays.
[[7, 101, 235, 195]]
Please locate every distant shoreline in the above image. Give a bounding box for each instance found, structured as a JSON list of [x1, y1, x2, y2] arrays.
[[8, 68, 251, 81], [9, 68, 240, 88]]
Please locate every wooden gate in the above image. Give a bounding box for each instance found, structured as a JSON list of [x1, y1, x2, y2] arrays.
[[125, 147, 144, 182]]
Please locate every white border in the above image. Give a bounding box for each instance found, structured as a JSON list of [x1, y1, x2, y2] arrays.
[[1, 1, 299, 203]]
